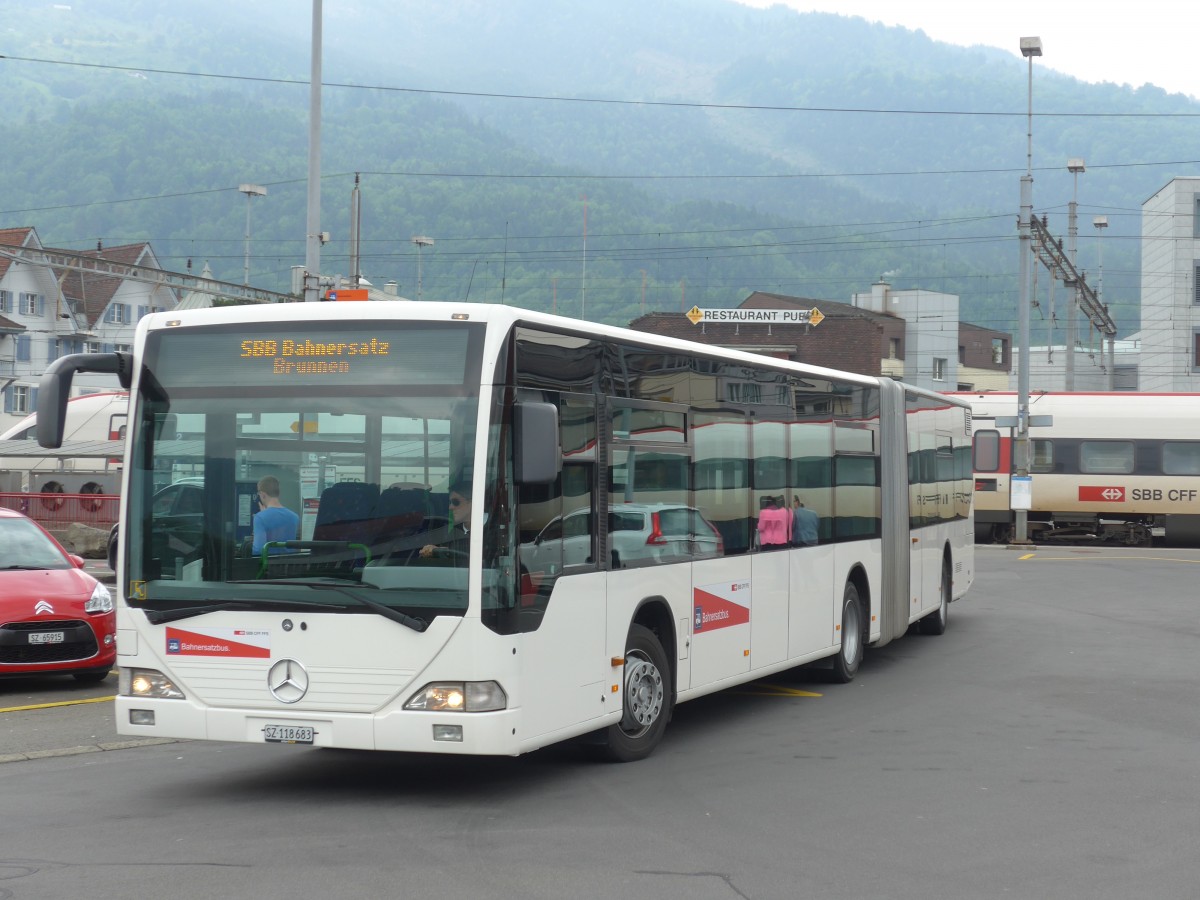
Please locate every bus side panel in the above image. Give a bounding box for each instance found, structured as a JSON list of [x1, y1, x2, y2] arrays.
[[750, 550, 790, 669], [517, 571, 611, 744], [787, 544, 836, 662], [679, 555, 751, 691]]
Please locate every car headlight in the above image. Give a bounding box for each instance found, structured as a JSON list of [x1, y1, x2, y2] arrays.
[[120, 667, 185, 700], [403, 681, 507, 712], [85, 581, 114, 614]]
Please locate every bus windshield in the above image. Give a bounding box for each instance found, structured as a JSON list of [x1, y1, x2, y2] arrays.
[[123, 320, 487, 621]]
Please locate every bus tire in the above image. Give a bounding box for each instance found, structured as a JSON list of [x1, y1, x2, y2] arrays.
[[602, 624, 671, 762], [830, 580, 863, 683], [920, 558, 951, 636]]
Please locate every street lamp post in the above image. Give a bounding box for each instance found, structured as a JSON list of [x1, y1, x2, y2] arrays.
[[239, 183, 267, 286], [1014, 36, 1042, 545], [1094, 215, 1111, 388], [1066, 159, 1084, 390], [411, 236, 434, 300]]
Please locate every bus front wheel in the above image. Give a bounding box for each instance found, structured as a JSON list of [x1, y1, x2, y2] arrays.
[[830, 581, 863, 683], [602, 624, 671, 762]]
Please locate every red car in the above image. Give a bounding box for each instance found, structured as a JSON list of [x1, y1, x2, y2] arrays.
[[0, 508, 116, 684]]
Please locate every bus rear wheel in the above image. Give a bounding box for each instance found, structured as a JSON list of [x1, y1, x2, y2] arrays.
[[602, 624, 670, 762], [830, 581, 863, 683], [920, 559, 951, 635]]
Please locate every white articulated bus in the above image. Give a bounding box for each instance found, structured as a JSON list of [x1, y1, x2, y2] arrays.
[[38, 302, 974, 761]]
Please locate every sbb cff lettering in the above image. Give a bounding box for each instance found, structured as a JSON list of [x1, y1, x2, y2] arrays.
[[1129, 489, 1199, 502]]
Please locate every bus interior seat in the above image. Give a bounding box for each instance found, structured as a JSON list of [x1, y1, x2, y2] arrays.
[[375, 485, 430, 536], [313, 482, 380, 545]]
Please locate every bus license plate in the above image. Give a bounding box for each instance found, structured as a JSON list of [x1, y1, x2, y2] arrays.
[[29, 632, 65, 644], [263, 724, 315, 744]]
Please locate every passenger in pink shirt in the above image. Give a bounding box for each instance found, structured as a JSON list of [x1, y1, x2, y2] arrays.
[[756, 495, 792, 550]]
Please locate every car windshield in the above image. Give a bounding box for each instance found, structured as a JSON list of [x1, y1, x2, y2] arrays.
[[0, 517, 70, 570], [122, 320, 495, 619]]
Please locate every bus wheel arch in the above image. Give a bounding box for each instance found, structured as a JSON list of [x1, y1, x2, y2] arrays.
[[602, 599, 675, 762], [919, 549, 952, 636], [831, 567, 868, 683]]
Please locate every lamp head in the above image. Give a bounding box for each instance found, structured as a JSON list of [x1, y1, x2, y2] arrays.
[[1019, 37, 1043, 58]]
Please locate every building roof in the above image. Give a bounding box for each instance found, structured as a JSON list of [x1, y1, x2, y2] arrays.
[[740, 290, 899, 323], [174, 261, 217, 310], [0, 226, 36, 281], [49, 242, 154, 328], [627, 292, 898, 377]]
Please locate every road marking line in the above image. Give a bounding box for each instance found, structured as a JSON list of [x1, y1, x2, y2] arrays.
[[0, 695, 115, 714], [1020, 555, 1200, 563], [1019, 553, 1036, 560], [733, 684, 823, 698]]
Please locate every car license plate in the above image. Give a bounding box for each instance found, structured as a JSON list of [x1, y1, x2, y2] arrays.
[[263, 724, 315, 744], [29, 631, 65, 644]]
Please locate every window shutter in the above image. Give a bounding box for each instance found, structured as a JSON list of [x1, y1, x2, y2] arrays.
[[36, 296, 45, 316], [29, 387, 38, 412], [2, 387, 11, 414]]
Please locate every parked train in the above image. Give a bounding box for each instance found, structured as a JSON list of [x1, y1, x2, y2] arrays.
[[954, 392, 1200, 546], [0, 391, 127, 495]]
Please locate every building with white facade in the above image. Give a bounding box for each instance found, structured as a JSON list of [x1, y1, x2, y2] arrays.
[[0, 227, 178, 432], [1140, 177, 1200, 391]]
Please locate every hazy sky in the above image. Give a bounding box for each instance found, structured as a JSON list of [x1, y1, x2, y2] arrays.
[[735, 1, 1199, 100]]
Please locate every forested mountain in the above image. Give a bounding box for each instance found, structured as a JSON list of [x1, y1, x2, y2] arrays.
[[2, 0, 1197, 338]]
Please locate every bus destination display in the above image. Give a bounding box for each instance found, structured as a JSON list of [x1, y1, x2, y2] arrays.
[[147, 325, 475, 389], [240, 337, 391, 375]]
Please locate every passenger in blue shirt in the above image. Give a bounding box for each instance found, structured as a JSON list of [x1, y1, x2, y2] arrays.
[[252, 475, 300, 554], [791, 495, 819, 547]]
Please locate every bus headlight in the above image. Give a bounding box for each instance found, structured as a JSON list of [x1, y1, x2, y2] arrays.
[[120, 667, 185, 700], [403, 681, 507, 712]]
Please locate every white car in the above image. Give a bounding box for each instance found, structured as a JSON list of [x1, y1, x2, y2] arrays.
[[522, 503, 724, 573]]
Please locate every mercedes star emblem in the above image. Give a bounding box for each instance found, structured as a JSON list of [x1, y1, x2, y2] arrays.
[[267, 658, 309, 704]]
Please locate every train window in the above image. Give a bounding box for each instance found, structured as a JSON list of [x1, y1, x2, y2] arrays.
[[1163, 442, 1200, 475], [1030, 440, 1055, 473], [1080, 441, 1134, 475], [973, 430, 1000, 472]]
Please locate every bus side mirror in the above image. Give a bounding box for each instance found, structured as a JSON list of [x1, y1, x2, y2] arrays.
[[514, 402, 560, 485], [37, 351, 132, 449]]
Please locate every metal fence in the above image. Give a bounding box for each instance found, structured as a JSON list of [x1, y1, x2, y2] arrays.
[[0, 492, 119, 528]]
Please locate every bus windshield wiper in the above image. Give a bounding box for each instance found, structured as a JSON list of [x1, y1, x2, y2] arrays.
[[142, 597, 345, 624], [265, 581, 429, 633]]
